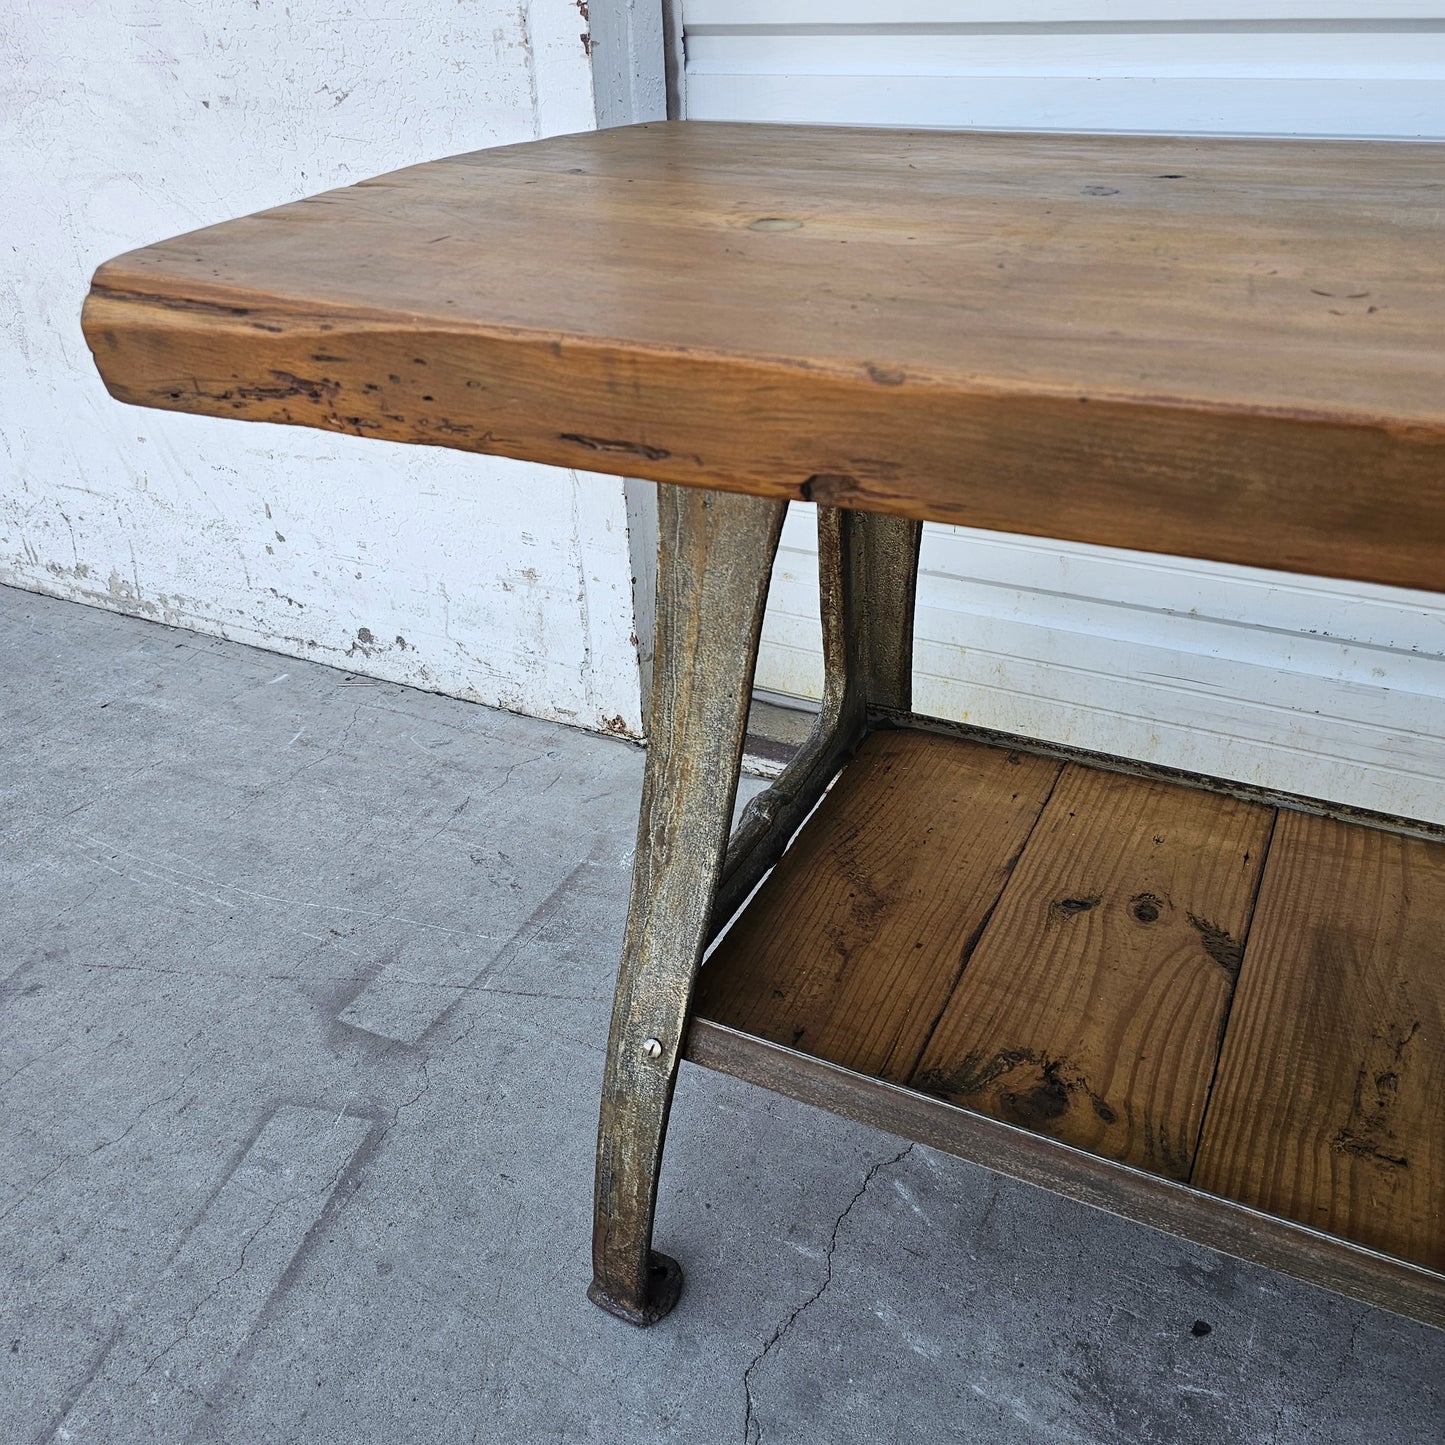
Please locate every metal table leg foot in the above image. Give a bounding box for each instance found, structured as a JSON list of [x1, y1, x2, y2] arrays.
[[587, 1251, 684, 1327]]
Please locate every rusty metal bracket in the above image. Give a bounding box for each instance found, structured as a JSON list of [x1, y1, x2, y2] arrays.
[[712, 507, 923, 932]]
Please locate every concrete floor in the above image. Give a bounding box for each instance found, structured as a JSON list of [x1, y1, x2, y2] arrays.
[[2, 584, 1442, 1445]]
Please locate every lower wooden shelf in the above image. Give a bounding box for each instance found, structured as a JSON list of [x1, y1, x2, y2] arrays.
[[689, 726, 1445, 1327]]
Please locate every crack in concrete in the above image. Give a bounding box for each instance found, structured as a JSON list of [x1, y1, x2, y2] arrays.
[[1264, 1306, 1369, 1444], [0, 1060, 205, 1224], [373, 1053, 433, 1158], [0, 1037, 69, 1093], [1299, 1307, 1368, 1417], [741, 1143, 914, 1445], [136, 1196, 287, 1384], [122, 1125, 371, 1399]]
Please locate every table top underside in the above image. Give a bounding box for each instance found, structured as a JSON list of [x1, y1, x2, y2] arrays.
[[84, 122, 1445, 592]]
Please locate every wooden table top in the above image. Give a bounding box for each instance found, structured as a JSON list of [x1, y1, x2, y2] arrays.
[[84, 122, 1445, 590]]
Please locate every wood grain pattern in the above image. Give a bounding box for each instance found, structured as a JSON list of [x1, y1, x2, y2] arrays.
[[84, 123, 1445, 591], [693, 726, 1445, 1315], [911, 765, 1273, 1177], [1192, 809, 1445, 1270], [698, 730, 1061, 1082]]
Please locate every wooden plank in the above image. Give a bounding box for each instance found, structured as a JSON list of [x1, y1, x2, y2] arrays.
[[1193, 809, 1445, 1270], [83, 123, 1445, 592], [697, 730, 1061, 1082], [912, 765, 1273, 1178]]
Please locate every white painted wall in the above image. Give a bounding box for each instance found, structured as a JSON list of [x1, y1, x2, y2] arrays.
[[1, 1, 646, 737], [682, 0, 1445, 823]]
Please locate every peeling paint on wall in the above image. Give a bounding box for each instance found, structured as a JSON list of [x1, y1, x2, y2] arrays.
[[1, 2, 644, 739]]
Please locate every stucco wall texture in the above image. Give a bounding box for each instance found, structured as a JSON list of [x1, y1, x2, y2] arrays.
[[2, 1, 645, 737]]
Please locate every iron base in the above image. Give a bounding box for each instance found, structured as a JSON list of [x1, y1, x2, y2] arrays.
[[587, 1252, 684, 1327]]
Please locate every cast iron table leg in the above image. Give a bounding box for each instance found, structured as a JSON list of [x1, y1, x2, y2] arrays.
[[589, 483, 787, 1325], [712, 505, 923, 928]]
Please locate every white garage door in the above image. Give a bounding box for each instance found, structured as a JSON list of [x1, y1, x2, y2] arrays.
[[680, 0, 1445, 822]]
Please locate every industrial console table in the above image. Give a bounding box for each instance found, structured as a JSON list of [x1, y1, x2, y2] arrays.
[[84, 123, 1444, 1329]]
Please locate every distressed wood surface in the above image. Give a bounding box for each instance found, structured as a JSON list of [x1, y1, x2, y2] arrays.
[[1192, 809, 1445, 1271], [84, 123, 1445, 591], [912, 765, 1273, 1177], [697, 726, 1445, 1282], [699, 730, 1061, 1082]]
